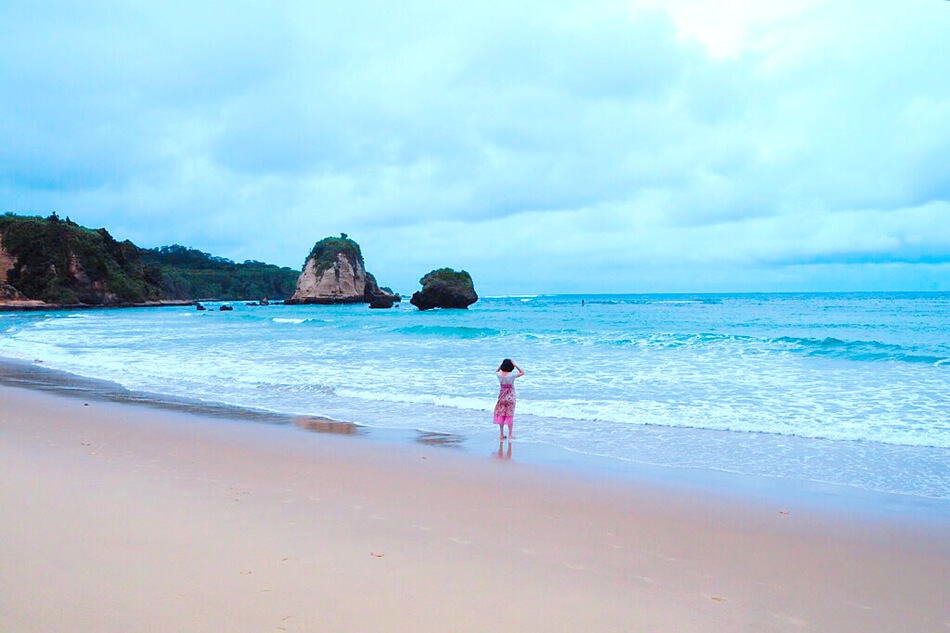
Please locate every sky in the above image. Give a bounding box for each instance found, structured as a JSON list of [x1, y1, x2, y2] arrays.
[[1, 0, 949, 295]]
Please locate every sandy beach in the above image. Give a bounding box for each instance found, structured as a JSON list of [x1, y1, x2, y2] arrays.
[[1, 384, 948, 633]]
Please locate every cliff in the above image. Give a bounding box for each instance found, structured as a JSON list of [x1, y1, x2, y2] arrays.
[[286, 235, 398, 305], [0, 213, 299, 307], [0, 232, 14, 284], [0, 213, 163, 305]]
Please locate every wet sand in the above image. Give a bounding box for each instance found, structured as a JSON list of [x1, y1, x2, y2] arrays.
[[1, 384, 948, 632]]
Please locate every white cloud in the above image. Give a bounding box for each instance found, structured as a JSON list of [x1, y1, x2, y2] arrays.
[[1, 0, 948, 293]]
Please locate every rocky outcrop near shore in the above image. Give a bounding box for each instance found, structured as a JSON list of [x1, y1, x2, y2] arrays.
[[410, 268, 478, 310], [286, 234, 399, 305], [0, 281, 31, 302], [0, 233, 14, 284], [0, 278, 49, 308]]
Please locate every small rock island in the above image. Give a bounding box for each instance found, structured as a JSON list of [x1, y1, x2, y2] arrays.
[[286, 234, 399, 305], [410, 268, 478, 310]]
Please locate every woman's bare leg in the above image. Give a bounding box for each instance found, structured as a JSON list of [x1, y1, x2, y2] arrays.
[[499, 424, 506, 440], [507, 421, 514, 439]]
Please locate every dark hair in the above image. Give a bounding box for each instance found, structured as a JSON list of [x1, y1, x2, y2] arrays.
[[499, 358, 515, 372]]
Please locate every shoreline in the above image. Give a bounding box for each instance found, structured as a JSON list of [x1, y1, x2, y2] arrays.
[[0, 299, 198, 312], [2, 382, 948, 632], [1, 354, 948, 524]]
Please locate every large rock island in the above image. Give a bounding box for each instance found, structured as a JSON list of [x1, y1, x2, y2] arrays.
[[286, 234, 399, 305], [410, 268, 478, 310]]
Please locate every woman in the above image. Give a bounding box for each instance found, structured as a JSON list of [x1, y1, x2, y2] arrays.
[[493, 358, 524, 440]]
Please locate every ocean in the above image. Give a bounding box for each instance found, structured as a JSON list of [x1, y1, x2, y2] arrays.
[[1, 292, 948, 500]]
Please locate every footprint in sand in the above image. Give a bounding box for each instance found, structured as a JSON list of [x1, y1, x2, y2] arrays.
[[755, 581, 785, 590], [638, 548, 677, 561], [772, 614, 808, 627], [709, 596, 727, 603]]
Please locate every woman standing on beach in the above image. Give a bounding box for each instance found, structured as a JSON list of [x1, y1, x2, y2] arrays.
[[494, 359, 524, 441]]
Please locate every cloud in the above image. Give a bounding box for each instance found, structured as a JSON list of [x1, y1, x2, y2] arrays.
[[1, 0, 948, 292]]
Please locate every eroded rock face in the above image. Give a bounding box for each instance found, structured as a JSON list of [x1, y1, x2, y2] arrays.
[[0, 234, 14, 284], [369, 296, 395, 309], [286, 235, 398, 305], [410, 268, 478, 310], [291, 253, 367, 303], [0, 281, 26, 300]]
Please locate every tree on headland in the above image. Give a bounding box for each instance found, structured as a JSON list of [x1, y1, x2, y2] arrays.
[[0, 213, 299, 304]]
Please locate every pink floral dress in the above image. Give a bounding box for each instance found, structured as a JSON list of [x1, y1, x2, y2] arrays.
[[493, 370, 519, 426]]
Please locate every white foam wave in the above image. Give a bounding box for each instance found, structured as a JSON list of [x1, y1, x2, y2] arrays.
[[335, 388, 495, 412], [273, 318, 306, 324]]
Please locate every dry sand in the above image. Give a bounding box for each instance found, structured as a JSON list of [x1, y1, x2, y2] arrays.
[[1, 385, 948, 632]]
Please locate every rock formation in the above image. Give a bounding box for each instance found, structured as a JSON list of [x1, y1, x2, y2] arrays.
[[369, 296, 395, 309], [286, 234, 399, 305], [410, 268, 478, 310], [0, 233, 14, 284], [0, 281, 26, 300], [1, 234, 46, 306]]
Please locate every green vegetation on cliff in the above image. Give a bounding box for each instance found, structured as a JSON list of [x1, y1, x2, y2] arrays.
[[141, 245, 298, 300], [0, 213, 298, 304], [305, 234, 364, 274], [419, 268, 474, 289], [0, 213, 162, 304]]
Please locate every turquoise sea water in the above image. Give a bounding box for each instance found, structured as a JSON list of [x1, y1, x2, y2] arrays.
[[1, 292, 948, 499]]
